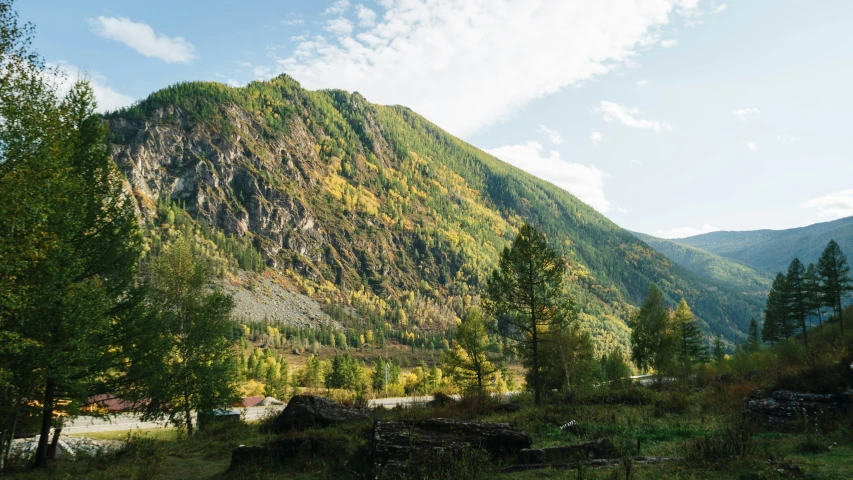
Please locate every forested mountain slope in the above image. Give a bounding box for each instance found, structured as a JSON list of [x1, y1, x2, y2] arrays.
[[106, 75, 761, 346], [631, 232, 772, 300], [674, 217, 853, 274]]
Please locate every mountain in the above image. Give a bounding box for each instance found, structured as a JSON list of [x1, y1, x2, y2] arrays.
[[673, 216, 853, 274], [631, 232, 772, 299], [105, 75, 762, 347]]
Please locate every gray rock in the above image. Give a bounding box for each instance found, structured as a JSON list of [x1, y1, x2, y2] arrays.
[[745, 389, 852, 426], [372, 418, 531, 472], [266, 395, 371, 433], [517, 438, 616, 464]]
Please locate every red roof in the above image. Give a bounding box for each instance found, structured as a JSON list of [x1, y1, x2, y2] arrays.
[[241, 396, 264, 407], [85, 394, 136, 412]]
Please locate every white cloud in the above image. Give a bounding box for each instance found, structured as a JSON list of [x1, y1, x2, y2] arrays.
[[636, 79, 649, 87], [282, 16, 305, 26], [630, 159, 643, 165], [47, 62, 135, 112], [746, 142, 758, 150], [89, 16, 195, 64], [660, 39, 678, 47], [802, 190, 853, 220], [356, 5, 377, 26], [278, 0, 697, 136], [593, 101, 671, 132], [324, 0, 350, 15], [776, 134, 800, 142], [325, 17, 354, 36], [712, 3, 728, 14], [590, 131, 604, 145], [732, 107, 760, 122], [656, 224, 721, 239], [486, 141, 612, 213], [537, 125, 563, 145]]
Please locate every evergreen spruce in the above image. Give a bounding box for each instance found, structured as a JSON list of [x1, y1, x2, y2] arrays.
[[817, 240, 853, 335], [745, 318, 761, 352], [786, 258, 809, 346]]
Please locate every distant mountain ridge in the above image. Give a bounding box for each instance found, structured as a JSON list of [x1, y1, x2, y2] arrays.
[[672, 216, 853, 274], [631, 232, 772, 300]]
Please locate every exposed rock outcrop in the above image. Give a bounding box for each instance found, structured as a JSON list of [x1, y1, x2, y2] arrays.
[[372, 418, 531, 472], [229, 437, 331, 471], [745, 389, 852, 426], [266, 395, 371, 433], [517, 438, 616, 464]]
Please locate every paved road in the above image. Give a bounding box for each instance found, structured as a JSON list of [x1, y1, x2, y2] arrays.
[[65, 395, 441, 435]]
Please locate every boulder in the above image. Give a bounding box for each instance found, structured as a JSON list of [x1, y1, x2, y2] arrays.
[[517, 438, 616, 464], [229, 437, 330, 471], [266, 395, 371, 433], [745, 389, 852, 427], [372, 418, 531, 471]]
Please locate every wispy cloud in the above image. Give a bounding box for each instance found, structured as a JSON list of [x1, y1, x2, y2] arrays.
[[278, 0, 698, 136], [802, 190, 853, 220], [281, 15, 304, 26], [324, 0, 350, 15], [636, 80, 649, 87], [487, 141, 612, 213], [590, 131, 604, 146], [593, 101, 671, 132], [746, 142, 758, 151], [732, 107, 760, 122], [656, 224, 721, 239], [538, 125, 563, 145], [660, 39, 678, 47], [712, 3, 728, 14], [88, 16, 195, 64]]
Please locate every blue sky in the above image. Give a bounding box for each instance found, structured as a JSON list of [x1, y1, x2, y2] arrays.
[[19, 0, 853, 237]]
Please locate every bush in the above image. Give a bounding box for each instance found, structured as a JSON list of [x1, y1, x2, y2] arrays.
[[682, 415, 756, 464]]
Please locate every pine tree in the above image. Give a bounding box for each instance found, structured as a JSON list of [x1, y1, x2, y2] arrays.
[[484, 224, 577, 406], [629, 285, 678, 378], [745, 318, 761, 353], [765, 273, 792, 341], [817, 240, 853, 335], [672, 298, 708, 378], [712, 336, 725, 363], [786, 258, 809, 346], [804, 263, 824, 329]]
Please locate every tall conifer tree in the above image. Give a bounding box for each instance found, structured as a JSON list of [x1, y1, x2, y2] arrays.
[[817, 240, 853, 335], [786, 258, 809, 346], [484, 223, 577, 406]]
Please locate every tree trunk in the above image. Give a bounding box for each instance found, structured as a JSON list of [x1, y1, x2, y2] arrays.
[[532, 328, 540, 406], [33, 378, 56, 468], [185, 405, 194, 435], [47, 420, 62, 460], [838, 296, 845, 336]]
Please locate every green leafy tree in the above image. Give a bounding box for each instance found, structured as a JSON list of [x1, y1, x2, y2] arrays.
[[672, 298, 709, 378], [1, 73, 143, 466], [326, 353, 360, 391], [745, 318, 761, 353], [817, 240, 853, 335], [539, 322, 598, 398], [786, 258, 810, 346], [130, 236, 240, 434], [441, 308, 500, 394], [484, 224, 577, 406], [629, 285, 677, 378], [600, 346, 631, 384]]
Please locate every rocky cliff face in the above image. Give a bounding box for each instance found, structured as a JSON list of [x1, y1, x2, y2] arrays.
[[105, 76, 762, 344]]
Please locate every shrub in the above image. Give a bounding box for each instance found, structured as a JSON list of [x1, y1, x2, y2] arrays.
[[682, 414, 756, 464]]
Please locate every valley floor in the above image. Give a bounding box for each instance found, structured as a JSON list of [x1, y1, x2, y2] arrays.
[[7, 386, 853, 480]]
